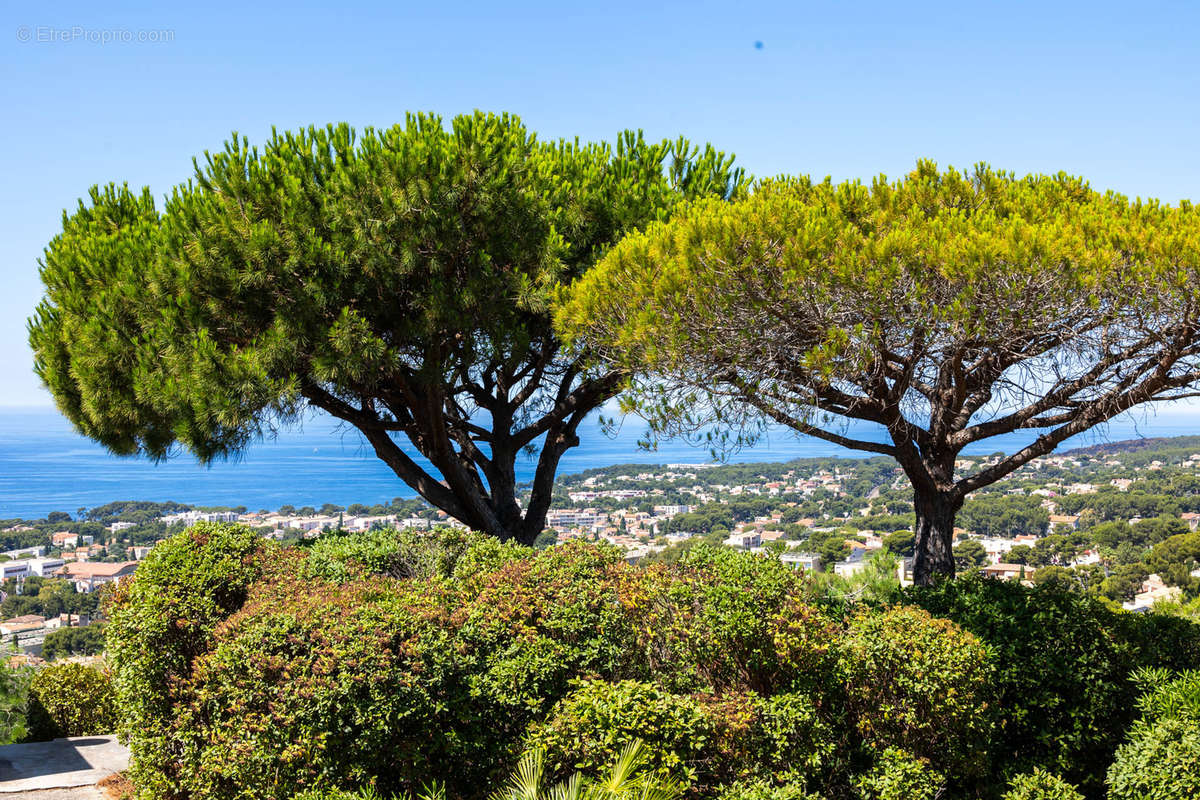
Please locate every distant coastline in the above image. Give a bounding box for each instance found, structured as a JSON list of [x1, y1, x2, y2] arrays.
[[2, 405, 1199, 520]]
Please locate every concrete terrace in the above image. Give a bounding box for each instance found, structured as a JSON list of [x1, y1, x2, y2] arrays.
[[0, 736, 128, 796]]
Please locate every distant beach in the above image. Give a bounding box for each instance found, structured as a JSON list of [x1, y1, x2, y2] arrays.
[[1, 404, 1199, 520]]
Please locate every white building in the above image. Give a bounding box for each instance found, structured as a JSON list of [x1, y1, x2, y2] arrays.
[[780, 551, 820, 572], [161, 510, 240, 526], [29, 557, 65, 577], [724, 531, 761, 549]]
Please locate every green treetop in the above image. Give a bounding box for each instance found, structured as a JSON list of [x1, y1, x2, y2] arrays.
[[28, 112, 744, 545], [558, 162, 1200, 583]]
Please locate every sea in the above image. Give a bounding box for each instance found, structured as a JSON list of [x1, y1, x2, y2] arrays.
[[2, 404, 1199, 520]]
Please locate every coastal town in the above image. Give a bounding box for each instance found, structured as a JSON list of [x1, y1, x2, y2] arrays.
[[4, 436, 1200, 661]]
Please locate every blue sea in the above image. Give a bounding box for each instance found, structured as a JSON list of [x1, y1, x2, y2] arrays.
[[1, 404, 1199, 520]]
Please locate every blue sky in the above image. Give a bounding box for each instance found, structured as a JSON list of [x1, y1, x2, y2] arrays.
[[2, 0, 1198, 406]]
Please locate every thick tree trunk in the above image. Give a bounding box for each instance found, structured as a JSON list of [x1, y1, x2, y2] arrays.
[[911, 488, 962, 586]]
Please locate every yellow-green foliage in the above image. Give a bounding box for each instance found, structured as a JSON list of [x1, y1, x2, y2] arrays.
[[836, 605, 993, 779], [851, 747, 945, 800], [1106, 669, 1200, 800], [27, 661, 117, 740], [1001, 768, 1085, 800], [525, 680, 833, 793], [559, 162, 1200, 378]]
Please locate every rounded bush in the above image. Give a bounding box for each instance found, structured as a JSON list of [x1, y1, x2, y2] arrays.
[[105, 522, 274, 797], [836, 605, 993, 779], [629, 545, 838, 695], [525, 679, 715, 787], [153, 540, 654, 799], [906, 575, 1200, 791], [526, 680, 834, 794], [304, 525, 482, 582], [27, 661, 117, 740], [1106, 716, 1200, 800]]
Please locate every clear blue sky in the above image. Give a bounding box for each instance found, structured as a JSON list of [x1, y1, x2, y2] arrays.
[[2, 0, 1198, 406]]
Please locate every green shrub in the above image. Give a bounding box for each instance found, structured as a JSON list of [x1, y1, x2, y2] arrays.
[[1001, 768, 1085, 800], [304, 526, 480, 582], [105, 522, 274, 798], [1106, 717, 1200, 800], [712, 781, 818, 800], [850, 748, 944, 800], [0, 655, 32, 744], [524, 679, 714, 787], [150, 540, 654, 799], [906, 575, 1200, 792], [630, 544, 838, 695], [26, 661, 117, 740], [525, 679, 834, 792], [1106, 669, 1200, 800], [113, 537, 854, 800], [119, 534, 1147, 800], [165, 576, 456, 799], [836, 605, 993, 781]]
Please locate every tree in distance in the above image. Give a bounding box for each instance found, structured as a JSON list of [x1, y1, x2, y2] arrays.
[[558, 162, 1200, 583], [29, 112, 745, 545]]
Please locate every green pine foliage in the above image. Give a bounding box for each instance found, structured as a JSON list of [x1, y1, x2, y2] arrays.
[[556, 162, 1200, 582], [29, 113, 745, 545]]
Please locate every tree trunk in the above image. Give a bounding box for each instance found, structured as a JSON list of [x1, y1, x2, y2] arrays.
[[911, 489, 962, 585]]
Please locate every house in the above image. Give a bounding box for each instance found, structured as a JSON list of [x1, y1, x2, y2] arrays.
[[56, 561, 138, 593], [1182, 512, 1200, 532], [0, 561, 31, 583], [833, 559, 871, 578], [130, 546, 153, 560], [981, 563, 1034, 581], [1049, 514, 1080, 530], [724, 531, 761, 549], [0, 614, 49, 653], [1, 546, 45, 559], [0, 615, 45, 636], [29, 557, 65, 576], [780, 551, 820, 572], [1123, 573, 1182, 613], [51, 531, 79, 548]]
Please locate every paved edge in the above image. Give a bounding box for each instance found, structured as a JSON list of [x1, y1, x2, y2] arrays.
[[0, 737, 129, 793]]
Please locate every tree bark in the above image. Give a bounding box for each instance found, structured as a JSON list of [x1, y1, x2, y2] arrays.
[[911, 488, 962, 585]]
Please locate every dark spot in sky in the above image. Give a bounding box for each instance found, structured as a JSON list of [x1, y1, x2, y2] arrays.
[[754, 41, 764, 50]]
